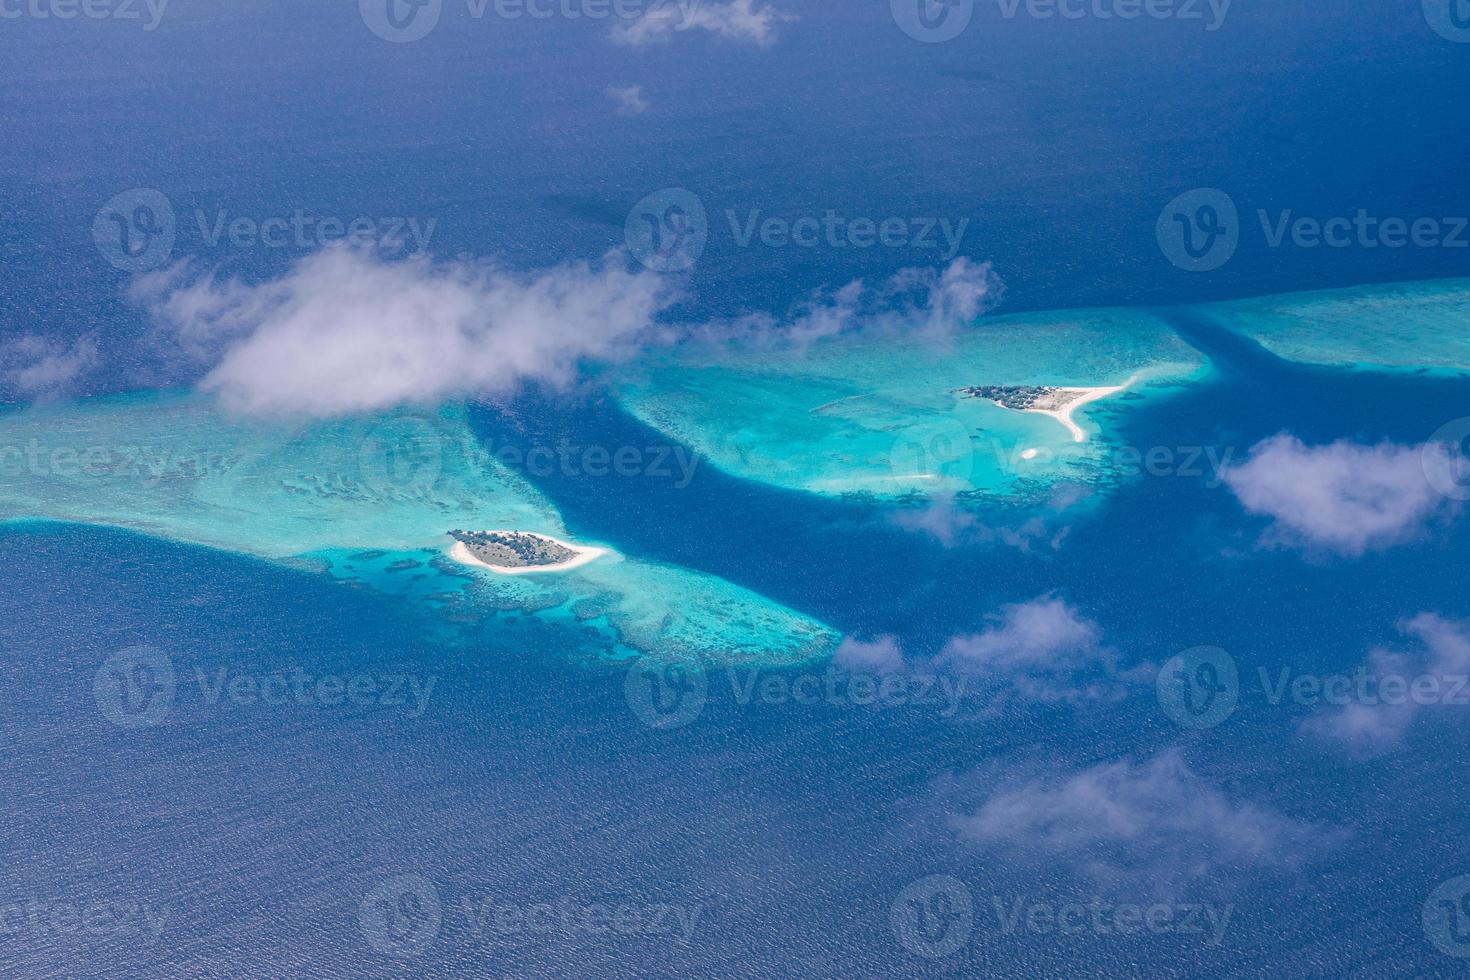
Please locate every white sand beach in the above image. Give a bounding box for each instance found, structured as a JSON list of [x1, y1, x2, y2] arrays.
[[449, 534, 610, 575], [1019, 380, 1133, 442]]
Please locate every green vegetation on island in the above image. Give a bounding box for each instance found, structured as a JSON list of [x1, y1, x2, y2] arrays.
[[449, 529, 576, 568]]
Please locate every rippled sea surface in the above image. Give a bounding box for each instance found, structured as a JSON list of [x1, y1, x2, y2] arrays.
[[3, 0, 1470, 975]]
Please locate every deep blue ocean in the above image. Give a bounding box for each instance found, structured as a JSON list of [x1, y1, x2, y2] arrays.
[[3, 1, 1470, 976]]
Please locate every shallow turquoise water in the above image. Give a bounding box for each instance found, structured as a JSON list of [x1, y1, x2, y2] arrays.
[[615, 307, 1209, 502], [8, 276, 1470, 675], [1199, 277, 1470, 374], [6, 0, 1470, 973], [7, 300, 1470, 976], [0, 393, 836, 666]]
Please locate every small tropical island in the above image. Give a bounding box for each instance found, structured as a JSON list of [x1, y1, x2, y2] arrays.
[[956, 381, 1130, 442], [448, 529, 609, 575]]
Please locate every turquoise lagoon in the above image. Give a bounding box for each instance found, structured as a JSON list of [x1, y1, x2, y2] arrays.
[[614, 308, 1210, 501], [614, 278, 1470, 506], [1198, 277, 1470, 374], [8, 278, 1470, 668], [0, 392, 835, 667]]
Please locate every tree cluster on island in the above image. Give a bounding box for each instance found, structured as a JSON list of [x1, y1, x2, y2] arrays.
[[449, 529, 576, 568]]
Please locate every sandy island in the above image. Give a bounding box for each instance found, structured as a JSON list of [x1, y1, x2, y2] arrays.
[[960, 379, 1134, 442], [448, 530, 610, 575]]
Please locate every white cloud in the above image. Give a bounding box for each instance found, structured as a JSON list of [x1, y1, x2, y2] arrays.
[[1304, 613, 1470, 754], [129, 249, 997, 420], [132, 247, 681, 417], [885, 258, 997, 338], [955, 749, 1333, 886], [605, 84, 649, 116], [891, 495, 979, 548], [612, 0, 795, 47], [940, 595, 1130, 701], [0, 334, 99, 396], [1221, 434, 1452, 556], [944, 596, 1102, 671], [711, 258, 1001, 351], [833, 635, 904, 673], [891, 488, 1076, 551]]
